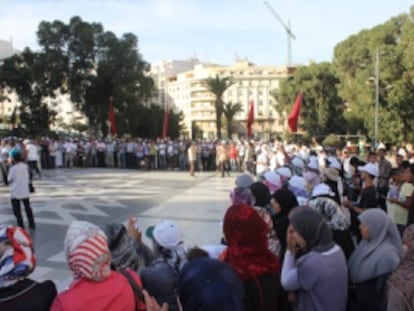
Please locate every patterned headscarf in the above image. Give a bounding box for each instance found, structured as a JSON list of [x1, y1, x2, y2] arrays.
[[230, 187, 255, 205], [388, 225, 414, 310], [222, 204, 281, 281], [0, 226, 36, 288], [103, 223, 142, 271], [64, 221, 111, 282]]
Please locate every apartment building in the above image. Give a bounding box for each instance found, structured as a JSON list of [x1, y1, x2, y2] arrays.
[[161, 59, 294, 139]]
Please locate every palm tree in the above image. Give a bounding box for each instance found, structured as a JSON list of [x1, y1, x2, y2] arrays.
[[223, 102, 242, 138], [204, 74, 234, 139]]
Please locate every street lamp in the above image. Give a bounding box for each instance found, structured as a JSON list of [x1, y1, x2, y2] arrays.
[[366, 49, 380, 148], [374, 48, 379, 149]]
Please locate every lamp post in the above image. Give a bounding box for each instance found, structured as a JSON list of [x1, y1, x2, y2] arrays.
[[374, 48, 379, 149]]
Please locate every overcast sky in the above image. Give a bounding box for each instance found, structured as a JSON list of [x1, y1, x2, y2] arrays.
[[0, 0, 412, 66]]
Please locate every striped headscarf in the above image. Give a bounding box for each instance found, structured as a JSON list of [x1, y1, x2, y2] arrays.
[[0, 226, 36, 288], [64, 221, 111, 282], [103, 223, 142, 271]]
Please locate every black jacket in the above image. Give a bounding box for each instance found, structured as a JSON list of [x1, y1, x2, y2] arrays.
[[0, 279, 57, 311]]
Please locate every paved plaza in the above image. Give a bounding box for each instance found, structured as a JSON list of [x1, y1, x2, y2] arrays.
[[0, 168, 235, 291]]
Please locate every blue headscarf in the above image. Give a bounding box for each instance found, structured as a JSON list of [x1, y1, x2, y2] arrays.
[[177, 258, 244, 311], [0, 226, 36, 288]]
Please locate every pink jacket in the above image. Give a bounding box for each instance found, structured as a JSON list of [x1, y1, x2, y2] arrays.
[[51, 270, 145, 311]]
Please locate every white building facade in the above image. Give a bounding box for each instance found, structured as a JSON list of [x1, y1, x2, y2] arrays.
[[159, 59, 294, 139]]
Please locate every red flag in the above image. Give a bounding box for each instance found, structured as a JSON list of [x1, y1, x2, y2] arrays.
[[288, 93, 302, 132], [162, 102, 169, 138], [247, 100, 254, 138], [108, 98, 117, 136]]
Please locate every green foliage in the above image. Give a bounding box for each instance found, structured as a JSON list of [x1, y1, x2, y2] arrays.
[[0, 16, 163, 137], [333, 8, 414, 142], [0, 49, 57, 134], [273, 62, 346, 136], [204, 74, 234, 139], [222, 102, 242, 138]]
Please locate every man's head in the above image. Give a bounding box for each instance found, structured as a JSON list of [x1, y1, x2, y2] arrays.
[[396, 154, 404, 166], [377, 147, 386, 159], [367, 151, 377, 163]]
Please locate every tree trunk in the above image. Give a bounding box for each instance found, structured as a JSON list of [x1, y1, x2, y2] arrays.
[[215, 100, 222, 139]]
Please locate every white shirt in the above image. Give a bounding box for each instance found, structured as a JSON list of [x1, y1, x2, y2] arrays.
[[256, 152, 268, 175], [8, 162, 30, 199], [26, 144, 38, 161]]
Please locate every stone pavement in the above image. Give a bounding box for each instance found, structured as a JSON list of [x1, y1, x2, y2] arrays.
[[0, 168, 236, 291]]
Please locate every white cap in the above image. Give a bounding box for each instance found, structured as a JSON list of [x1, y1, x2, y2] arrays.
[[307, 156, 319, 172], [377, 143, 386, 151], [311, 183, 334, 198], [359, 163, 379, 177], [327, 156, 342, 171], [276, 167, 292, 179], [263, 171, 281, 186], [151, 220, 183, 249], [288, 175, 307, 192], [235, 173, 255, 188], [292, 157, 305, 169]]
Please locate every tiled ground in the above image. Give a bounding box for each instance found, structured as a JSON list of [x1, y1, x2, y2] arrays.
[[0, 168, 236, 291]]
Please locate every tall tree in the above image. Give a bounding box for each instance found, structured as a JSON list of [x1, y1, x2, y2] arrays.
[[222, 102, 242, 138], [333, 7, 414, 142], [273, 62, 346, 136], [0, 48, 58, 135], [204, 74, 234, 139], [36, 17, 155, 136]]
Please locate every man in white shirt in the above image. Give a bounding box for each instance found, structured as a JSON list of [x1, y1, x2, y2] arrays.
[[8, 152, 35, 229], [25, 140, 41, 179]]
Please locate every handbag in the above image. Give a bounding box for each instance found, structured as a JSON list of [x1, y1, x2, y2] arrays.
[[119, 269, 144, 311], [29, 182, 35, 193]]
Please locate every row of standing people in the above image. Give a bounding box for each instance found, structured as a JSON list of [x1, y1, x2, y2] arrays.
[[1, 163, 414, 311]]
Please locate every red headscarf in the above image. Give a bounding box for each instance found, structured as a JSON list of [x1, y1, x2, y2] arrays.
[[222, 204, 281, 281]]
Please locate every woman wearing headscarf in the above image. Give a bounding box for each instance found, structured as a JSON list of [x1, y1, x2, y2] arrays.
[[51, 220, 145, 311], [230, 173, 255, 205], [387, 224, 414, 311], [308, 183, 355, 259], [103, 217, 154, 271], [0, 226, 57, 311], [281, 208, 348, 311], [348, 209, 403, 311], [250, 182, 281, 256], [177, 257, 245, 311], [271, 188, 298, 259], [222, 204, 281, 311]]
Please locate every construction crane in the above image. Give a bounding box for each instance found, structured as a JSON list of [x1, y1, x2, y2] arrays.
[[263, 1, 296, 66]]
